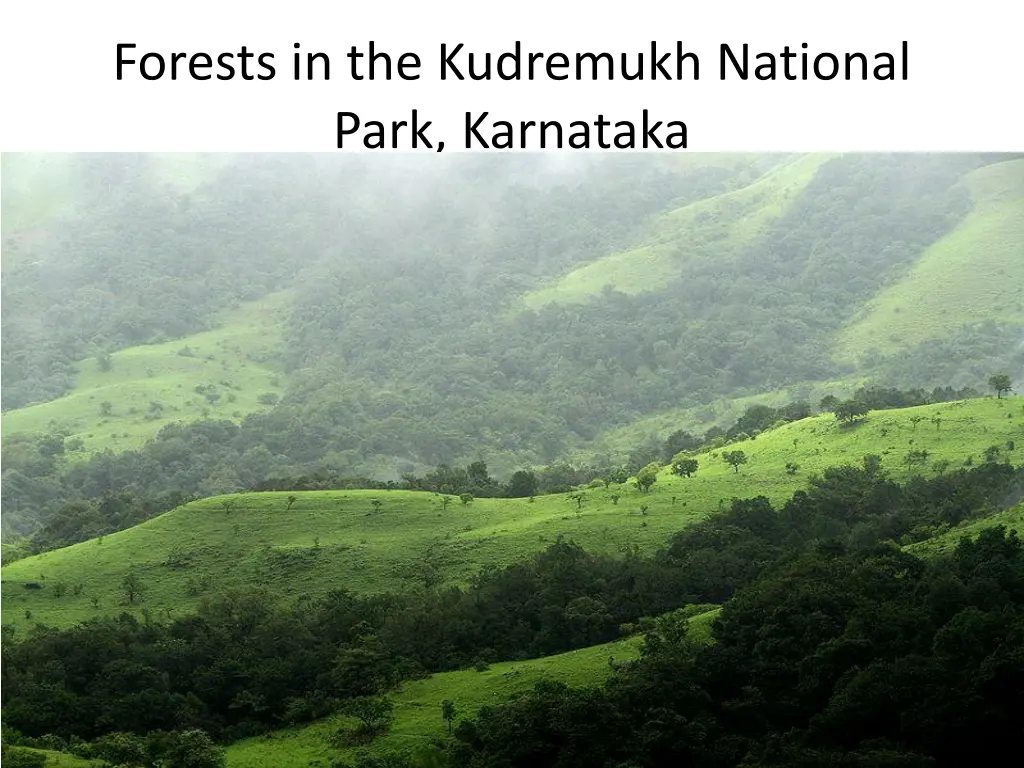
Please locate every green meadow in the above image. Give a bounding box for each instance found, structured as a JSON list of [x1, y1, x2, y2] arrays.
[[522, 153, 831, 308], [838, 159, 1024, 360], [1, 291, 290, 455], [4, 396, 1020, 632]]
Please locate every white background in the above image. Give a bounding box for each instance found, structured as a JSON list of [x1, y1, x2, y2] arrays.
[[0, 0, 1020, 151]]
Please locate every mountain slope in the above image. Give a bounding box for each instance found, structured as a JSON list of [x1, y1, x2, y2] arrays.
[[4, 396, 1019, 630], [522, 153, 831, 308], [1, 291, 290, 454], [838, 158, 1024, 361]]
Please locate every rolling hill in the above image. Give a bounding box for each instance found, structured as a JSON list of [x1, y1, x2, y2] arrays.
[[838, 158, 1024, 361], [1, 291, 290, 455], [4, 396, 1020, 631]]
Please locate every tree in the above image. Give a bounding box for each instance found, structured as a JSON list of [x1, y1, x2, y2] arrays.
[[634, 462, 660, 493], [122, 570, 145, 604], [834, 400, 870, 425], [506, 470, 538, 498], [467, 461, 492, 489], [442, 699, 457, 734], [339, 696, 395, 742], [154, 729, 225, 768], [99, 401, 113, 417], [459, 493, 474, 506], [819, 394, 839, 412], [989, 373, 1013, 399], [671, 455, 699, 478], [286, 495, 298, 511], [440, 495, 452, 511], [722, 450, 748, 473]]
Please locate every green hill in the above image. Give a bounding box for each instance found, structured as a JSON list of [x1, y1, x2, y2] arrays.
[[523, 153, 831, 308], [225, 609, 718, 767], [905, 501, 1024, 557], [838, 159, 1024, 361], [4, 396, 1019, 631], [1, 291, 290, 455]]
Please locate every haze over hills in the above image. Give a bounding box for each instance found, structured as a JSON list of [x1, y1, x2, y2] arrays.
[[3, 152, 1023, 540], [2, 152, 1023, 768]]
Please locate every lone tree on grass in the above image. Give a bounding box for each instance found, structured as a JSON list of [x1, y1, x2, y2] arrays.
[[989, 373, 1013, 399], [441, 699, 458, 734], [567, 491, 587, 512], [634, 463, 660, 493], [338, 696, 395, 744], [722, 450, 748, 473], [834, 400, 870, 425], [671, 456, 699, 478], [122, 570, 145, 605]]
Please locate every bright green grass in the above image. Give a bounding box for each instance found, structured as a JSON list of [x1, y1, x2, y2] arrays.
[[226, 608, 720, 768], [4, 397, 1020, 632], [522, 153, 831, 308], [837, 159, 1024, 361], [0, 291, 291, 455], [905, 502, 1024, 558]]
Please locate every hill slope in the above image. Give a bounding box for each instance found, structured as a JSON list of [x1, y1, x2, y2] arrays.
[[224, 608, 719, 768], [4, 396, 1020, 630], [1, 291, 290, 454], [838, 158, 1024, 361], [523, 153, 831, 308]]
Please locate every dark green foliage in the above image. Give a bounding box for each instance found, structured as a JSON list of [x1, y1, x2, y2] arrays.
[[989, 373, 1013, 398], [835, 399, 871, 425], [722, 450, 747, 473], [670, 456, 699, 478], [504, 470, 538, 498], [452, 527, 1024, 767], [0, 746, 47, 768], [634, 463, 660, 493]]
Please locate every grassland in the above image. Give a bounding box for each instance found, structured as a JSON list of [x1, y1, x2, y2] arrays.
[[4, 396, 1020, 631], [905, 501, 1024, 558], [0, 291, 291, 455], [522, 153, 832, 308], [225, 608, 719, 768], [837, 159, 1024, 360]]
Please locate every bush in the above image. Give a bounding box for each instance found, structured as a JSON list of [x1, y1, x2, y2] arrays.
[[0, 746, 47, 768]]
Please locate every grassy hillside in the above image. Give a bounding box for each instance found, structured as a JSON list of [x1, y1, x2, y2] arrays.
[[838, 159, 1024, 361], [1, 291, 290, 455], [226, 609, 718, 767], [905, 501, 1024, 557], [522, 153, 832, 308], [4, 396, 1019, 631]]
